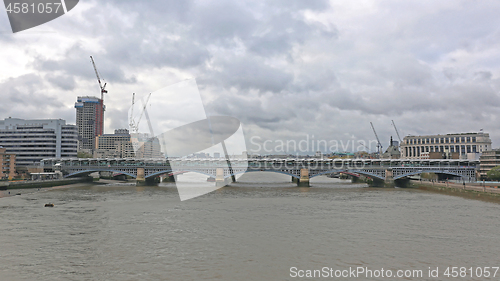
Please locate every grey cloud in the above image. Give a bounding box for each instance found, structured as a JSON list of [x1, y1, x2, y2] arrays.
[[46, 73, 76, 91], [206, 56, 293, 93], [3, 0, 500, 152]]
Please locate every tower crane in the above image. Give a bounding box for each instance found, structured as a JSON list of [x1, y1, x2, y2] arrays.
[[391, 120, 402, 143], [129, 92, 154, 137], [370, 122, 383, 156], [358, 141, 371, 152], [90, 56, 107, 101]]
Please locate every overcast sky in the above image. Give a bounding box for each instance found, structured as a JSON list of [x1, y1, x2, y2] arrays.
[[1, 0, 499, 154]]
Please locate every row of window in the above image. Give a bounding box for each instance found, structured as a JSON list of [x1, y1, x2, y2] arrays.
[[0, 130, 56, 134], [405, 145, 478, 157], [405, 136, 478, 145]]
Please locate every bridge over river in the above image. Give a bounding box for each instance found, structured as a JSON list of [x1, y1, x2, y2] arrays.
[[41, 158, 478, 187]]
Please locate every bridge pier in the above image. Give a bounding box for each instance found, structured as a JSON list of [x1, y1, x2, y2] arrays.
[[297, 169, 310, 187], [384, 169, 395, 188], [136, 168, 146, 186], [215, 168, 226, 187]]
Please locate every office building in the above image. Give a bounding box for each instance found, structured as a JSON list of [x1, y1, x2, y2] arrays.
[[94, 129, 135, 158], [0, 118, 78, 166], [0, 147, 16, 179], [131, 133, 163, 158], [479, 149, 500, 180], [401, 132, 492, 160], [75, 96, 105, 151]]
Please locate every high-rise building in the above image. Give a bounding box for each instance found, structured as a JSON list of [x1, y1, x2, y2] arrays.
[[401, 132, 492, 159], [0, 118, 78, 166], [75, 96, 105, 151]]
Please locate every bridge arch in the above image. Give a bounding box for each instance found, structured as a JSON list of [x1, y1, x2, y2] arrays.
[[65, 169, 137, 178], [394, 170, 464, 180], [310, 169, 385, 180], [230, 169, 299, 179], [145, 169, 216, 179]]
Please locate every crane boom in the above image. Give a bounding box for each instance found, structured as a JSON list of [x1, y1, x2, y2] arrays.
[[358, 141, 370, 152], [391, 120, 402, 143], [130, 93, 154, 136], [90, 56, 107, 101], [370, 122, 383, 155], [129, 93, 136, 131]]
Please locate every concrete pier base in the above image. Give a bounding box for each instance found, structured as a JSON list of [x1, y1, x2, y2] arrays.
[[215, 168, 226, 187], [297, 169, 310, 187], [136, 168, 146, 186]]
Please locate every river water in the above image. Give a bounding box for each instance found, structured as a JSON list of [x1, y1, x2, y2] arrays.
[[1, 173, 499, 281]]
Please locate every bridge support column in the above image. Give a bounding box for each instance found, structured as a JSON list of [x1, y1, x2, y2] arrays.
[[215, 168, 226, 187], [136, 168, 146, 186], [297, 169, 310, 187], [384, 169, 395, 188]]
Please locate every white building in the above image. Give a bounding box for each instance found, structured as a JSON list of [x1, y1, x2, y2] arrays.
[[0, 118, 78, 166], [401, 132, 492, 160]]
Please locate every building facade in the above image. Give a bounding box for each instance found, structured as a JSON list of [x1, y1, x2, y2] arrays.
[[75, 96, 105, 151], [0, 118, 78, 166], [478, 149, 500, 180], [94, 129, 135, 158], [0, 147, 16, 179], [131, 134, 163, 158], [401, 132, 492, 160]]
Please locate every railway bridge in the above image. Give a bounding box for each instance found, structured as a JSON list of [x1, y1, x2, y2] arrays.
[[41, 158, 478, 187]]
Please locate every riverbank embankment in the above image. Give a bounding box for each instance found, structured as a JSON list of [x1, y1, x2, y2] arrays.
[[0, 177, 92, 190], [411, 180, 500, 200]]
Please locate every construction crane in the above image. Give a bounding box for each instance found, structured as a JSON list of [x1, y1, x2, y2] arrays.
[[370, 122, 383, 155], [90, 56, 107, 101], [129, 93, 136, 131], [358, 141, 371, 152], [129, 92, 154, 137], [391, 120, 402, 143]]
